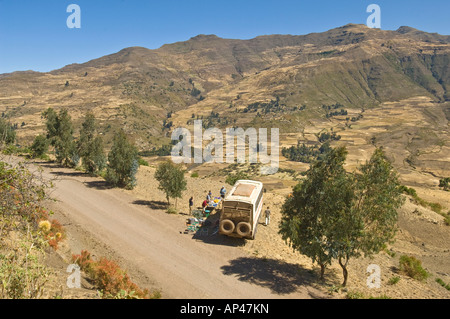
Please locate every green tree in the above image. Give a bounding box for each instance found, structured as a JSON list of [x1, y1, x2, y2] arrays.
[[42, 108, 59, 142], [54, 109, 77, 167], [43, 108, 78, 167], [106, 130, 139, 189], [154, 160, 187, 208], [279, 147, 404, 286], [30, 135, 49, 158], [279, 147, 351, 280], [78, 113, 106, 175], [0, 119, 16, 145]]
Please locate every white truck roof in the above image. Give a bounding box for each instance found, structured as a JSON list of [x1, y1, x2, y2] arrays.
[[225, 180, 263, 205]]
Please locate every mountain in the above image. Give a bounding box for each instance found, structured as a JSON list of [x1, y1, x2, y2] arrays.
[[0, 24, 449, 149]]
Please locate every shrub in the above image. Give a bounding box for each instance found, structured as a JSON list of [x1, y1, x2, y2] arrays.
[[190, 172, 199, 178], [444, 214, 450, 226], [31, 135, 49, 158], [166, 206, 178, 215], [0, 160, 60, 298], [399, 185, 418, 197], [428, 202, 442, 214], [399, 255, 429, 281], [138, 158, 149, 166], [225, 171, 249, 186], [0, 238, 50, 299], [388, 276, 401, 285], [435, 278, 450, 291], [439, 178, 449, 191], [346, 291, 365, 299], [71, 251, 154, 299]]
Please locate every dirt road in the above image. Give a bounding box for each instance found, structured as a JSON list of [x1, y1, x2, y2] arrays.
[[14, 158, 326, 299]]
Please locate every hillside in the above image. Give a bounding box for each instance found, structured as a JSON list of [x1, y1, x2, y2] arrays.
[[0, 24, 449, 149]]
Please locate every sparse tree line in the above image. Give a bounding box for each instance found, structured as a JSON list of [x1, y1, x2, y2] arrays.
[[0, 108, 140, 190], [40, 108, 140, 189]]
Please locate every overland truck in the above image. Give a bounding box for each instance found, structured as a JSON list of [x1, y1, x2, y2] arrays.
[[219, 180, 264, 240]]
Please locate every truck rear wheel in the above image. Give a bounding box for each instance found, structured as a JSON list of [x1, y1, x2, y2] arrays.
[[219, 219, 235, 235], [236, 222, 252, 238]]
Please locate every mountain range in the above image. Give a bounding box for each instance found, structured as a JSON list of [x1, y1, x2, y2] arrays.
[[0, 23, 449, 150]]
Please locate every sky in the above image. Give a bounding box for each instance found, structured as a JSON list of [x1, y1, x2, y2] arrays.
[[0, 0, 449, 74]]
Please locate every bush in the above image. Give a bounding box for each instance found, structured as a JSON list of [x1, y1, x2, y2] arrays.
[[435, 278, 450, 291], [71, 251, 156, 299], [439, 178, 449, 191], [166, 206, 178, 214], [31, 135, 49, 158], [346, 291, 365, 299], [225, 171, 249, 186], [388, 276, 401, 285], [444, 213, 450, 226], [428, 202, 442, 214], [190, 172, 199, 178], [0, 160, 57, 299], [138, 158, 149, 166], [399, 255, 429, 281]]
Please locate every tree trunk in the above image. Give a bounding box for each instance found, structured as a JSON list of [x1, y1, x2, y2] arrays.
[[319, 264, 326, 280], [338, 255, 349, 287]]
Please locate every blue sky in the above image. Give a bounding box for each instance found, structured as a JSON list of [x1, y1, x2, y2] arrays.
[[0, 0, 449, 74]]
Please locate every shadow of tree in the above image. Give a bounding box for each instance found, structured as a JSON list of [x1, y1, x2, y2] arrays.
[[221, 257, 321, 295], [83, 180, 114, 190], [50, 170, 87, 178], [132, 200, 168, 210]]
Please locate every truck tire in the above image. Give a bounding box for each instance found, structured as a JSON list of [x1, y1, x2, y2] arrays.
[[236, 222, 252, 238], [220, 219, 235, 235]]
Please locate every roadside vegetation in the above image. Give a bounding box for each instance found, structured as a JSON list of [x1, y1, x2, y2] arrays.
[[2, 108, 141, 190], [71, 250, 160, 299], [154, 160, 187, 210], [0, 159, 57, 298]]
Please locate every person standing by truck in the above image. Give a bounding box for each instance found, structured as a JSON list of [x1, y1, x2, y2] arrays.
[[264, 207, 271, 226], [220, 186, 226, 199], [189, 197, 194, 215]]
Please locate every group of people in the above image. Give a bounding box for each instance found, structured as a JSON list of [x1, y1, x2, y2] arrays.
[[189, 186, 227, 215], [187, 187, 271, 227]]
